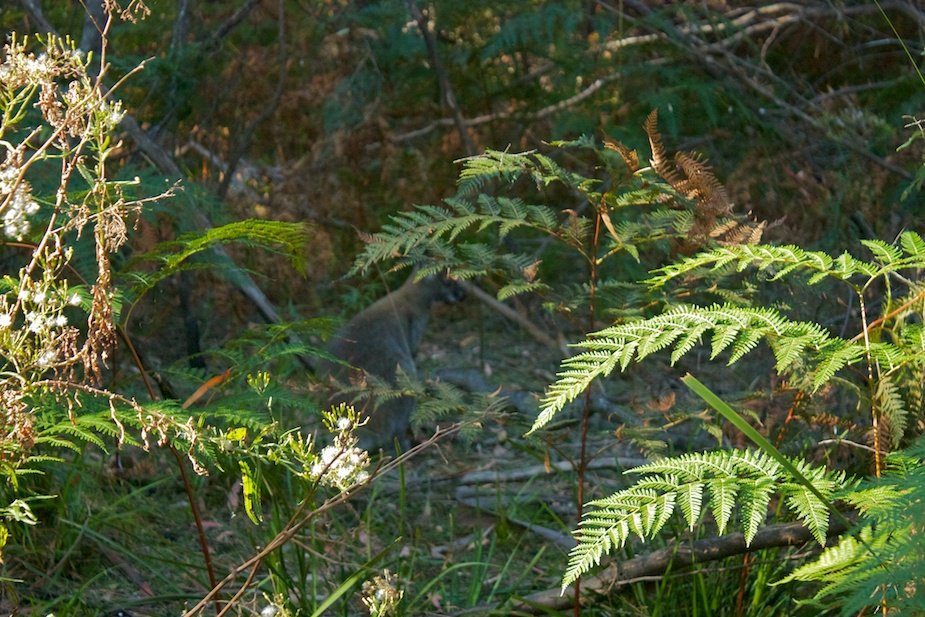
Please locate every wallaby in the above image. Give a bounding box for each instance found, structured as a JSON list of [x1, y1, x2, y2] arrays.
[[321, 271, 466, 452]]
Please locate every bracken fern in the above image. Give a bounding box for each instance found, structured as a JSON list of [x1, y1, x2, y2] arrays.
[[562, 449, 848, 590]]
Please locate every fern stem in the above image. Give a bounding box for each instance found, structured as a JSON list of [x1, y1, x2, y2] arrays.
[[848, 289, 925, 344], [170, 443, 222, 615], [856, 288, 882, 477], [572, 198, 606, 615]]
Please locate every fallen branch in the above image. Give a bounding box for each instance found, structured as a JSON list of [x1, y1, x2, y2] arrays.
[[457, 456, 649, 485], [462, 281, 568, 356], [510, 518, 850, 613]]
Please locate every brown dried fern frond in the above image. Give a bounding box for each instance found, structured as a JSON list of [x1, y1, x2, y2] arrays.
[[674, 152, 732, 217], [603, 136, 639, 172], [709, 218, 766, 245], [644, 109, 683, 189], [356, 228, 378, 244]]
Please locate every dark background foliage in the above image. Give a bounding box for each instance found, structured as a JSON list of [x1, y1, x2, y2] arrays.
[[10, 1, 922, 298], [2, 0, 925, 614]]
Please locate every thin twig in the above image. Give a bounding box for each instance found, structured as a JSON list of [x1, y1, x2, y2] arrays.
[[461, 280, 567, 355], [217, 0, 289, 201], [406, 0, 477, 156]]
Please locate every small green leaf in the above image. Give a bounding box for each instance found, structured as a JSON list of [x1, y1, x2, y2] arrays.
[[239, 460, 262, 524]]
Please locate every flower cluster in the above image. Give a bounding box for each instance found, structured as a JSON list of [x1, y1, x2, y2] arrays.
[[307, 404, 371, 490], [309, 433, 370, 490], [0, 34, 85, 88], [361, 569, 403, 617], [0, 45, 55, 89], [0, 164, 40, 240], [0, 276, 83, 372]]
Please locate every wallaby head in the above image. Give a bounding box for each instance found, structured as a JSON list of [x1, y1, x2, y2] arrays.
[[321, 270, 464, 452]]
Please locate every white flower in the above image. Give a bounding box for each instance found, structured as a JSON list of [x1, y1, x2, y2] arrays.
[[337, 417, 351, 432], [68, 292, 81, 306], [0, 313, 11, 328], [0, 166, 18, 193], [53, 315, 67, 327], [37, 350, 56, 368], [17, 288, 30, 301], [27, 314, 43, 333], [32, 289, 46, 304], [320, 445, 338, 465]]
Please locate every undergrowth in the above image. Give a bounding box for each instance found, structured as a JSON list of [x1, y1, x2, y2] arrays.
[[355, 105, 925, 614], [2, 1, 924, 616]]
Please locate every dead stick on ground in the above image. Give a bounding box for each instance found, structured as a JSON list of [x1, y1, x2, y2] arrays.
[[508, 519, 849, 614], [462, 281, 568, 356]]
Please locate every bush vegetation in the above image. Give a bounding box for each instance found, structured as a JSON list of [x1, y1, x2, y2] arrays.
[[1, 0, 924, 615]]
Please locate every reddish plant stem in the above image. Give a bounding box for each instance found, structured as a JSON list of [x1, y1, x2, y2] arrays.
[[119, 329, 222, 614], [169, 443, 222, 616], [573, 201, 604, 615]]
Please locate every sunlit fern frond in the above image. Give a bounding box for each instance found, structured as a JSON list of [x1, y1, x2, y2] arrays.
[[125, 220, 311, 296], [778, 441, 925, 614], [646, 242, 887, 289], [533, 303, 846, 431], [561, 449, 848, 590], [603, 135, 640, 172], [644, 109, 682, 189]]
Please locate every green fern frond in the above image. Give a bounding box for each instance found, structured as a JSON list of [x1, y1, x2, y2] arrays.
[[127, 220, 311, 294], [812, 344, 866, 390], [860, 238, 902, 265], [708, 477, 739, 535], [677, 480, 705, 529], [647, 243, 881, 289], [900, 230, 925, 258], [768, 440, 925, 614], [36, 415, 110, 450], [738, 476, 775, 545], [496, 281, 550, 301], [776, 528, 870, 585], [479, 4, 583, 58], [782, 482, 831, 545], [456, 150, 538, 195], [610, 185, 676, 208], [842, 484, 903, 514], [562, 449, 847, 590], [874, 375, 908, 449], [412, 379, 470, 429], [563, 487, 675, 590], [766, 331, 819, 373], [352, 194, 563, 273], [533, 304, 843, 431]]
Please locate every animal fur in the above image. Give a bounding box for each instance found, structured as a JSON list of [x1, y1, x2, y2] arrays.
[[322, 271, 465, 451]]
